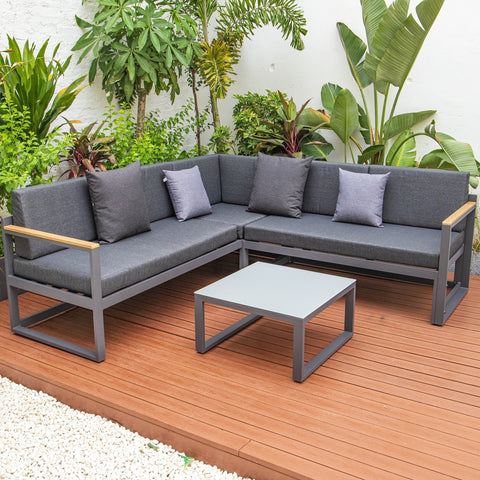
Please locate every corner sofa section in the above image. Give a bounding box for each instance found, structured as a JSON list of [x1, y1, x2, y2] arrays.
[[1, 154, 476, 362]]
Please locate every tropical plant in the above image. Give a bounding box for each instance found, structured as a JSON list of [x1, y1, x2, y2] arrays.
[[173, 0, 308, 131], [0, 36, 85, 139], [73, 0, 199, 136], [307, 0, 479, 186], [232, 90, 285, 156], [59, 120, 116, 178], [250, 92, 332, 158]]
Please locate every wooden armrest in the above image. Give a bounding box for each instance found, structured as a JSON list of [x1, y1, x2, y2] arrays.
[[3, 225, 99, 250], [442, 201, 476, 227]]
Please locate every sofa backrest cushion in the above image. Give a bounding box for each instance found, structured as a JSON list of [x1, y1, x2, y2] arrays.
[[12, 178, 97, 260], [140, 155, 220, 222], [302, 161, 369, 215], [219, 154, 257, 205], [141, 163, 175, 222], [368, 165, 469, 229], [171, 155, 222, 205]]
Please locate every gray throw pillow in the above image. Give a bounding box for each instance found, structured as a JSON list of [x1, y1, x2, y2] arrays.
[[247, 152, 312, 218], [332, 169, 390, 227], [163, 166, 212, 221], [86, 161, 151, 243]]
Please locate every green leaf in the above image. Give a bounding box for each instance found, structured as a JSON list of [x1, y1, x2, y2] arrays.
[[361, 0, 387, 49], [337, 22, 372, 88], [138, 29, 149, 51], [437, 138, 479, 177], [321, 83, 342, 113], [383, 110, 436, 139], [358, 144, 384, 164], [374, 0, 444, 88], [302, 132, 334, 159], [385, 129, 416, 167], [88, 58, 98, 84], [75, 15, 93, 29], [297, 107, 330, 129], [330, 88, 359, 143]]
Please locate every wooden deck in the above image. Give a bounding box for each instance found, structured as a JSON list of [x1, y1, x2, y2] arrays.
[[1, 254, 480, 480]]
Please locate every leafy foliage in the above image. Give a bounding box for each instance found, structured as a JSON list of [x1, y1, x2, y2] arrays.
[[251, 92, 331, 158], [315, 0, 478, 185], [0, 36, 85, 139], [232, 91, 284, 156], [180, 0, 307, 128], [74, 0, 199, 135], [103, 100, 208, 167], [59, 120, 116, 178]]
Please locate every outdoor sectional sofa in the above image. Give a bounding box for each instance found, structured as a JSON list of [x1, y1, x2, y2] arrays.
[[1, 153, 477, 362]]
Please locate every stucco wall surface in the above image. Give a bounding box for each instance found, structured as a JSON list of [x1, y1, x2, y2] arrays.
[[2, 0, 480, 164]]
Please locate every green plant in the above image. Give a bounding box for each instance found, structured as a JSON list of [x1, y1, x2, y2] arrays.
[[232, 90, 285, 156], [251, 92, 332, 158], [0, 36, 85, 139], [103, 100, 208, 166], [73, 0, 198, 137], [0, 101, 71, 255], [309, 0, 479, 185], [59, 119, 116, 178], [208, 125, 234, 154], [175, 0, 307, 130]]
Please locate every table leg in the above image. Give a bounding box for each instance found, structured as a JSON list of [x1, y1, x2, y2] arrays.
[[292, 285, 355, 383]]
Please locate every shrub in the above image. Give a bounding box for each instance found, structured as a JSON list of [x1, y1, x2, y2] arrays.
[[232, 91, 284, 156]]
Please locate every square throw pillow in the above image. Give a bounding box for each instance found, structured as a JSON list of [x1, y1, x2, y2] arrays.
[[247, 152, 312, 218], [163, 165, 212, 221], [86, 161, 151, 243], [332, 169, 390, 227]]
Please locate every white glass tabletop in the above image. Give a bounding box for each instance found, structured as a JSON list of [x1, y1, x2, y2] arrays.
[[195, 262, 355, 320]]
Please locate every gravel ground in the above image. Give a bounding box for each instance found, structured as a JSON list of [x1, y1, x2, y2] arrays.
[[0, 376, 253, 480]]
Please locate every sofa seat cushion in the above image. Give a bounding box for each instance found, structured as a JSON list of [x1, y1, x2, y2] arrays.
[[13, 218, 237, 297], [244, 213, 464, 269], [199, 203, 266, 237]]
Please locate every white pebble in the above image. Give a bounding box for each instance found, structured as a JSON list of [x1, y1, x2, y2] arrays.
[[0, 376, 254, 480]]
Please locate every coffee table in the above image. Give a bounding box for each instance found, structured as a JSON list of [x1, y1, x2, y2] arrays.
[[194, 262, 355, 382]]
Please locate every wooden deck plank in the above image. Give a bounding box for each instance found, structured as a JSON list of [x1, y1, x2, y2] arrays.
[[1, 255, 480, 479]]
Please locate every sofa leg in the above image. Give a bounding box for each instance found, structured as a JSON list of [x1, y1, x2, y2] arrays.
[[93, 307, 106, 362], [239, 247, 249, 269], [431, 274, 448, 326]]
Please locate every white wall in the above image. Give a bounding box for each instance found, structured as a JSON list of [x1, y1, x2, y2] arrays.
[[2, 0, 480, 163]]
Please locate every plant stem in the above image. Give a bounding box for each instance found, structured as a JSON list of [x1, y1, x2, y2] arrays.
[[136, 88, 147, 138], [190, 68, 202, 156]]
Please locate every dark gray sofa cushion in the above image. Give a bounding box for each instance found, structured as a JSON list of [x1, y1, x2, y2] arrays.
[[219, 154, 257, 205], [244, 213, 464, 269], [368, 165, 469, 229], [86, 161, 151, 243], [11, 178, 97, 260], [332, 169, 390, 227], [13, 217, 237, 297], [198, 202, 266, 237], [141, 163, 175, 222], [163, 166, 212, 221], [170, 155, 221, 205], [302, 162, 369, 215], [248, 153, 312, 218]]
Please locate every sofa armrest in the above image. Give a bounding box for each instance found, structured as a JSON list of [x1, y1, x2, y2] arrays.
[[442, 201, 476, 228], [3, 224, 99, 251]]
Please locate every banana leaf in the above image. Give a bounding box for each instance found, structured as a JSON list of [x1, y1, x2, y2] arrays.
[[385, 129, 416, 167], [375, 0, 444, 88], [330, 88, 359, 144], [301, 132, 334, 160], [320, 83, 342, 113], [337, 22, 372, 89], [383, 110, 436, 140]]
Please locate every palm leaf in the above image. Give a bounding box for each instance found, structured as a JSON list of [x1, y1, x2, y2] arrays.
[[361, 0, 387, 49]]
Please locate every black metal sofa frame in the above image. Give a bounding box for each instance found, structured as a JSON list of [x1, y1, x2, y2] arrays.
[[1, 155, 476, 362]]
